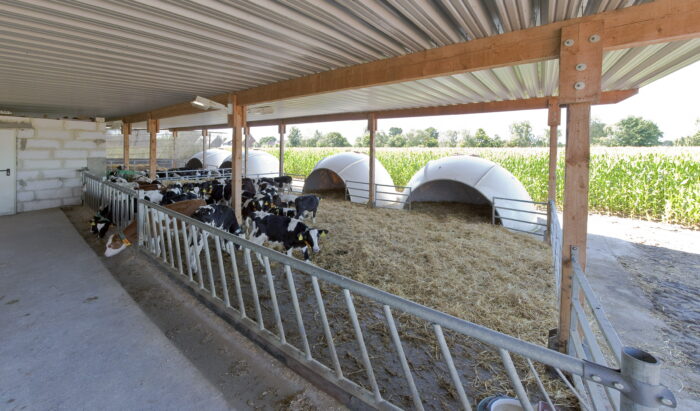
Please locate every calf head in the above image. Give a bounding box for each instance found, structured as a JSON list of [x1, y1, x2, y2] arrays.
[[298, 228, 328, 253], [90, 205, 112, 238]]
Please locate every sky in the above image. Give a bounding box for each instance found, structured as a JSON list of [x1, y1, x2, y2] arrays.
[[246, 60, 700, 144]]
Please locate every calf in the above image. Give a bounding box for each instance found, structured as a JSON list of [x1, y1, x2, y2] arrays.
[[161, 191, 199, 205], [249, 214, 327, 262], [191, 204, 242, 236], [91, 205, 112, 238], [273, 175, 293, 191], [294, 195, 321, 223], [105, 199, 205, 257]]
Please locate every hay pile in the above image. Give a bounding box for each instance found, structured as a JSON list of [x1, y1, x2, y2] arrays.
[[310, 195, 556, 345]]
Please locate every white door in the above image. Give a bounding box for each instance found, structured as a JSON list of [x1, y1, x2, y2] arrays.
[[0, 130, 16, 215]]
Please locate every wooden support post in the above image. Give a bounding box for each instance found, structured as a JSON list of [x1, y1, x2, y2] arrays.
[[368, 114, 377, 207], [171, 130, 178, 169], [122, 122, 131, 170], [557, 21, 603, 352], [278, 124, 286, 177], [228, 94, 244, 223], [147, 117, 159, 180], [202, 129, 208, 169], [244, 125, 250, 176], [547, 99, 561, 203]]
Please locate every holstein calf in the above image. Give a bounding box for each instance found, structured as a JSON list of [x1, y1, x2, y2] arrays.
[[188, 204, 244, 273], [249, 214, 327, 263], [294, 195, 321, 223], [91, 205, 112, 238], [105, 199, 205, 257]]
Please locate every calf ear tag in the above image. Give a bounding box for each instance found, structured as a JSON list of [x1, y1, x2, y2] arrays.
[[320, 232, 326, 238], [298, 233, 304, 241]]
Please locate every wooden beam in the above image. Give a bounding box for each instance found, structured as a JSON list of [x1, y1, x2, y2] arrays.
[[368, 113, 377, 208], [244, 125, 250, 176], [202, 129, 208, 169], [547, 99, 561, 203], [243, 90, 636, 128], [147, 118, 159, 180], [171, 130, 178, 169], [113, 0, 694, 123], [557, 20, 603, 353], [122, 122, 131, 170], [278, 123, 286, 177], [559, 102, 592, 352], [228, 94, 244, 223], [247, 112, 370, 127]]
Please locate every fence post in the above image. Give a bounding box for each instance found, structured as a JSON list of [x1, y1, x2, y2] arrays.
[[136, 191, 145, 247], [545, 200, 553, 245], [620, 347, 666, 411]]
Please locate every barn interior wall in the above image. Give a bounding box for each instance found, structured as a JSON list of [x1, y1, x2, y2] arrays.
[[0, 116, 107, 212]]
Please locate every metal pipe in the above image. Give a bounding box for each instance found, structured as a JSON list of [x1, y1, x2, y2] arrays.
[[264, 256, 286, 344], [214, 236, 231, 307], [202, 233, 217, 298], [226, 242, 246, 318], [498, 348, 534, 411], [181, 220, 194, 283], [311, 276, 343, 379], [383, 305, 424, 411], [620, 348, 664, 411], [434, 324, 471, 411], [243, 248, 264, 330], [285, 265, 311, 360], [344, 289, 382, 403]]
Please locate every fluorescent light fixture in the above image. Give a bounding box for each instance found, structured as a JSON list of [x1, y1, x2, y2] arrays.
[[190, 96, 227, 111]]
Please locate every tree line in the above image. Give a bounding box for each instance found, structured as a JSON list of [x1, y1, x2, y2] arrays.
[[252, 115, 700, 148]]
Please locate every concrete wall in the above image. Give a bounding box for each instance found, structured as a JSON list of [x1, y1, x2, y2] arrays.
[[0, 116, 107, 212]]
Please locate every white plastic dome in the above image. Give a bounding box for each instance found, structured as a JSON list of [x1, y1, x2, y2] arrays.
[[406, 155, 540, 232], [186, 148, 279, 177], [303, 152, 399, 206]]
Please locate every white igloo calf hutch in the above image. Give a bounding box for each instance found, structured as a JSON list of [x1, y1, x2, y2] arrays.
[[186, 148, 279, 177], [405, 155, 541, 232], [303, 152, 400, 206]]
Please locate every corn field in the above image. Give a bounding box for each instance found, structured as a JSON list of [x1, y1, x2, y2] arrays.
[[264, 147, 700, 227]]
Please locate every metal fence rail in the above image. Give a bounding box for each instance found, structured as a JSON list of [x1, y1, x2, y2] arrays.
[[549, 201, 563, 301], [492, 197, 548, 237], [134, 197, 675, 411], [83, 172, 138, 229], [344, 180, 412, 210], [82, 174, 676, 410]]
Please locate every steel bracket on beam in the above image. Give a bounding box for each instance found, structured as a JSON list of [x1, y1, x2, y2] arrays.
[[582, 360, 677, 408]]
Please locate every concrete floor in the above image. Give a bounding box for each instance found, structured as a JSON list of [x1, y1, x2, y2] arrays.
[[0, 208, 342, 410], [586, 214, 700, 410]]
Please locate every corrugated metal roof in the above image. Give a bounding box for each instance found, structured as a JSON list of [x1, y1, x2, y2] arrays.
[[0, 0, 654, 118], [243, 39, 700, 122]]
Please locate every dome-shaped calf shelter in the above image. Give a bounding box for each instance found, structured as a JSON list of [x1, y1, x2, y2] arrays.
[[303, 152, 399, 206], [406, 155, 541, 232], [187, 149, 279, 177]]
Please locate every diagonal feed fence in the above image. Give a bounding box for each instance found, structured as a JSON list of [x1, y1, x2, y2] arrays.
[[83, 173, 676, 410]]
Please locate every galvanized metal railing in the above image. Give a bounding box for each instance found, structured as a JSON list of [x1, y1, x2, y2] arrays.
[[133, 197, 676, 410], [492, 197, 548, 238], [82, 175, 676, 410], [549, 201, 563, 300], [344, 180, 412, 210], [157, 167, 232, 181], [83, 172, 138, 229]]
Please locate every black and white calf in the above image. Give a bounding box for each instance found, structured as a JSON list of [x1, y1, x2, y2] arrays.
[[188, 205, 244, 273], [294, 195, 320, 223], [91, 205, 112, 238], [248, 214, 328, 262]]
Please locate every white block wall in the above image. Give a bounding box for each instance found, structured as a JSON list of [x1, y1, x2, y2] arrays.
[[1, 116, 107, 212]]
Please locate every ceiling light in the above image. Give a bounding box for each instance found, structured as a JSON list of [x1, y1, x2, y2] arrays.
[[191, 96, 227, 111]]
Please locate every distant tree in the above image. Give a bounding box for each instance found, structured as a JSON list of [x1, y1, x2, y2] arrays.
[[589, 118, 608, 145], [376, 131, 390, 147], [304, 130, 322, 147], [287, 127, 302, 147], [470, 128, 503, 147], [441, 130, 460, 147], [609, 116, 663, 146], [317, 131, 350, 147], [256, 136, 277, 147], [508, 121, 536, 146], [387, 134, 406, 147], [355, 132, 370, 147], [675, 120, 700, 146], [388, 127, 403, 137]]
